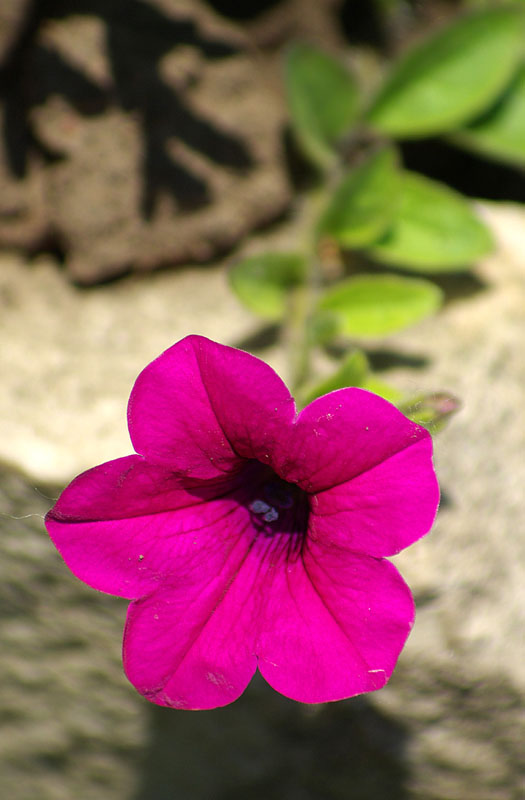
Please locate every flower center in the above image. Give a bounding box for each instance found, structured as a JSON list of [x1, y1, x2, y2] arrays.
[[247, 470, 309, 539]]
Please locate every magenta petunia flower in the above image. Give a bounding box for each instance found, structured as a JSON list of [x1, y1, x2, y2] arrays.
[[46, 335, 439, 710]]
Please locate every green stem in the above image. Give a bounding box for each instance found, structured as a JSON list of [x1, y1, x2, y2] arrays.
[[287, 279, 311, 397], [286, 183, 330, 401]]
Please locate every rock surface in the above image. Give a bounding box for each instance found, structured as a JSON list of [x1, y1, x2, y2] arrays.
[[0, 0, 32, 66], [0, 0, 291, 282], [1, 202, 524, 799]]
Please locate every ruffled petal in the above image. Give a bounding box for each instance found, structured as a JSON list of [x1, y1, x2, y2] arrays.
[[273, 388, 430, 493], [124, 586, 257, 711], [123, 522, 284, 710], [46, 455, 249, 599], [128, 335, 296, 479], [47, 455, 223, 522], [310, 435, 439, 556], [257, 540, 414, 704]]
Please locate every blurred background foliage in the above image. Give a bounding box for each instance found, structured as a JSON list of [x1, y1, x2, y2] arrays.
[[229, 0, 525, 421]]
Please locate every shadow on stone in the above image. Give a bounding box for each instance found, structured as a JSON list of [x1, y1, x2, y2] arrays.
[[430, 271, 487, 304], [0, 0, 254, 211], [400, 138, 525, 204], [132, 675, 410, 800], [232, 323, 281, 353], [207, 0, 283, 22], [361, 348, 429, 372]]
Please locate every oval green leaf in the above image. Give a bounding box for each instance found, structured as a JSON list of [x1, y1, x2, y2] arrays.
[[452, 63, 525, 167], [303, 349, 369, 404], [363, 378, 404, 405], [317, 147, 400, 248], [367, 7, 525, 137], [369, 171, 494, 271], [285, 43, 359, 168], [318, 274, 443, 336], [229, 252, 306, 320]]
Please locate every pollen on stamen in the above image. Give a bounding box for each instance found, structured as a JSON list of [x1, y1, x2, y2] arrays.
[[250, 500, 271, 514]]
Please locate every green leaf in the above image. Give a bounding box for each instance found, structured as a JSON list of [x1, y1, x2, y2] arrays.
[[285, 43, 359, 168], [363, 378, 404, 405], [452, 63, 525, 167], [317, 147, 400, 248], [368, 171, 494, 271], [303, 349, 369, 404], [318, 274, 443, 336], [229, 253, 306, 320], [307, 311, 341, 346], [367, 7, 525, 137], [303, 351, 405, 405], [398, 392, 461, 434]]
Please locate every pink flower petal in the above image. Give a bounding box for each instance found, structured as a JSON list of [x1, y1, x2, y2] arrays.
[[125, 529, 414, 708], [310, 435, 439, 556], [257, 540, 415, 703], [46, 455, 249, 598], [48, 455, 220, 521], [123, 584, 258, 710], [128, 336, 295, 479], [123, 518, 272, 710], [274, 388, 430, 492], [45, 336, 440, 711]]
